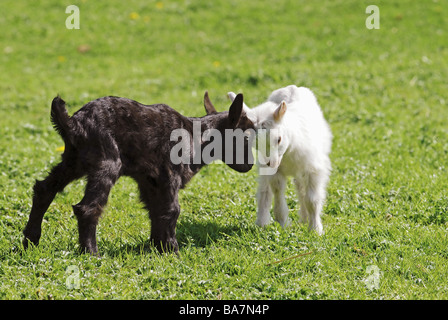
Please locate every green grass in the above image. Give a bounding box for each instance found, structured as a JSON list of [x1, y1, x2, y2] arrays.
[[1, 0, 448, 299]]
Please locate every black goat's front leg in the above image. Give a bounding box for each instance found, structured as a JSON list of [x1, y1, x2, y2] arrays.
[[138, 180, 181, 254], [149, 202, 180, 254]]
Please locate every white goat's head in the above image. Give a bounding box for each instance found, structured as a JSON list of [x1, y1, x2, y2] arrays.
[[228, 92, 289, 174]]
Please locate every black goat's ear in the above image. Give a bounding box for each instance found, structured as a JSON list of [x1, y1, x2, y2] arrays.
[[228, 93, 243, 128], [204, 91, 217, 115]]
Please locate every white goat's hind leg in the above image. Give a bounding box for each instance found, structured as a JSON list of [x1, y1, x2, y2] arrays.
[[304, 172, 327, 235], [271, 174, 290, 228], [306, 199, 323, 235], [294, 179, 308, 224], [256, 175, 273, 227]]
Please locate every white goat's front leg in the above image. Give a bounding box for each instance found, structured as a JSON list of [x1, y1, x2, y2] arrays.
[[256, 175, 273, 227], [270, 173, 290, 228]]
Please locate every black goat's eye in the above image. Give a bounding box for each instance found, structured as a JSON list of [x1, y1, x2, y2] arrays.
[[278, 136, 282, 144], [244, 129, 252, 141]]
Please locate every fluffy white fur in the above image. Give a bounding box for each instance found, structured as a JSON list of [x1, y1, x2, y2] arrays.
[[228, 85, 332, 234]]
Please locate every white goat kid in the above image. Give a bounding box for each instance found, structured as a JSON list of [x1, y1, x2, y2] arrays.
[[228, 85, 332, 234]]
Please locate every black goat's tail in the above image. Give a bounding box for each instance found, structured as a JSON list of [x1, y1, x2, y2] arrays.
[[50, 95, 73, 144]]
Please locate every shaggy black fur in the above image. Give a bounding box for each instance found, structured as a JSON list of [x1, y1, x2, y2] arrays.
[[22, 92, 254, 254]]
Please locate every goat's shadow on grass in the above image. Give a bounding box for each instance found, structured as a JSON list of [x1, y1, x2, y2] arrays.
[[101, 220, 252, 257], [177, 219, 253, 248]]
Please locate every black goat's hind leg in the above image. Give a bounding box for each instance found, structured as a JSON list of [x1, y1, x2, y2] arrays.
[[23, 160, 80, 249], [73, 166, 119, 255]]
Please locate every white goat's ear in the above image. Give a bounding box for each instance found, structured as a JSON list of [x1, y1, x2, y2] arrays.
[[273, 101, 287, 122], [227, 91, 237, 102]]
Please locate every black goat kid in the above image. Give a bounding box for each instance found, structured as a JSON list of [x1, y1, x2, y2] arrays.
[[23, 92, 254, 254]]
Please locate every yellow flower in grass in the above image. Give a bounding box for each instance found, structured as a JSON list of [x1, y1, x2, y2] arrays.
[[57, 56, 66, 63], [129, 12, 140, 20], [156, 2, 164, 9], [56, 146, 65, 152], [213, 61, 221, 68]]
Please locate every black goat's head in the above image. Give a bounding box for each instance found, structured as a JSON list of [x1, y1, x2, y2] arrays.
[[203, 92, 255, 173]]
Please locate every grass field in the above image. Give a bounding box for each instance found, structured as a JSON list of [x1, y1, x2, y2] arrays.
[[0, 0, 447, 300]]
